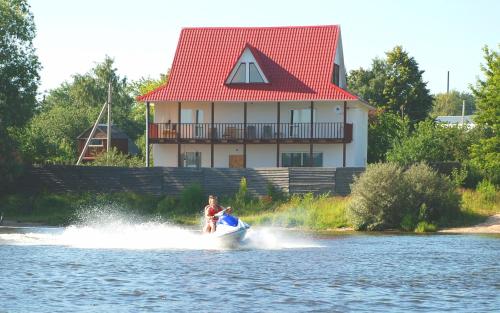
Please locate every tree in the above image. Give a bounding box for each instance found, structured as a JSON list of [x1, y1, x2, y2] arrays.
[[0, 0, 40, 129], [431, 90, 475, 116], [386, 119, 479, 166], [384, 46, 433, 122], [20, 57, 137, 164], [367, 110, 409, 163], [128, 74, 168, 158], [470, 45, 500, 185], [0, 0, 40, 190], [348, 58, 387, 107], [348, 46, 433, 123]]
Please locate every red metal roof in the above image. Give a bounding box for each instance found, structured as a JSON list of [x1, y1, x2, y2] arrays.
[[139, 25, 359, 102]]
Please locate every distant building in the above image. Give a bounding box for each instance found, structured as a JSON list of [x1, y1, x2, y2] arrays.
[[435, 115, 475, 128], [76, 124, 139, 162]]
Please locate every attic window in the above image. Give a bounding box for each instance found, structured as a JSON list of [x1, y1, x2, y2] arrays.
[[333, 63, 340, 86], [249, 63, 264, 83], [231, 63, 246, 83], [226, 47, 268, 84]]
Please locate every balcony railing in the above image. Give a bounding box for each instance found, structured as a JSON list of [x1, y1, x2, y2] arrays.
[[149, 122, 353, 143]]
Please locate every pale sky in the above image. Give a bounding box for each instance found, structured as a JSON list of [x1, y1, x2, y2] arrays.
[[30, 0, 499, 95]]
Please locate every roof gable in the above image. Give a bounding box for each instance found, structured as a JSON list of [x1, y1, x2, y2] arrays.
[[225, 44, 269, 84], [139, 25, 358, 102]]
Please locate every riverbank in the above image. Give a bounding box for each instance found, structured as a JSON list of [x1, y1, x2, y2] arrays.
[[439, 214, 500, 234], [0, 189, 498, 232]]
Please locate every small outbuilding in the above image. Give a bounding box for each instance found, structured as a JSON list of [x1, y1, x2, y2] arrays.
[[76, 124, 139, 162]]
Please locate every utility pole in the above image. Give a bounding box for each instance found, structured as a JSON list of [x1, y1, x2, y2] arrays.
[[461, 100, 465, 126], [446, 71, 450, 95], [106, 82, 112, 165]]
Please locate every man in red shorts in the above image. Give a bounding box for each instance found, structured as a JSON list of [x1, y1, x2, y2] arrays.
[[203, 195, 232, 233]]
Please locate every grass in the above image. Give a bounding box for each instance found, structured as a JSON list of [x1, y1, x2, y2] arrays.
[[239, 194, 350, 230], [0, 188, 497, 232], [449, 188, 500, 227]]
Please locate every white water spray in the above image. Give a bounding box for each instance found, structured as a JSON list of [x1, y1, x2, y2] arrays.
[[0, 207, 321, 250]]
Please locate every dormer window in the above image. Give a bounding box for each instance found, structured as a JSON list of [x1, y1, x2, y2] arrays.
[[231, 63, 247, 83], [249, 63, 264, 83], [333, 63, 340, 86], [226, 46, 268, 84]]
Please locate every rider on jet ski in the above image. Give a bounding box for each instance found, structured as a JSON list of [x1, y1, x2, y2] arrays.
[[203, 195, 232, 233]]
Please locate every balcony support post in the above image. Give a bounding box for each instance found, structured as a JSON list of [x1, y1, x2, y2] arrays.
[[343, 101, 347, 167], [211, 102, 214, 168], [243, 102, 247, 168], [145, 101, 150, 167], [276, 102, 280, 167], [177, 102, 182, 167], [309, 101, 314, 166]]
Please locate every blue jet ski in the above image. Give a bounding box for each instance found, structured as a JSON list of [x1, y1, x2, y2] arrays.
[[212, 210, 250, 246]]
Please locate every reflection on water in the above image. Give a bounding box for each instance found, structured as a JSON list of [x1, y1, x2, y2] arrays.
[[0, 224, 499, 312]]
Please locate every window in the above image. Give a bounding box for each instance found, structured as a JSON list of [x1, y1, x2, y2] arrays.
[[333, 63, 340, 86], [226, 47, 268, 84], [230, 63, 246, 83], [181, 109, 193, 123], [183, 152, 201, 168], [249, 62, 264, 83], [290, 109, 316, 137], [195, 110, 204, 137], [290, 109, 315, 124], [89, 139, 103, 146], [282, 152, 323, 167]]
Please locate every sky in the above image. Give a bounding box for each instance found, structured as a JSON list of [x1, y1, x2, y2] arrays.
[[30, 0, 499, 95]]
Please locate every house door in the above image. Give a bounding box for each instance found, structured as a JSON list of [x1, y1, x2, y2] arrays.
[[229, 155, 244, 168]]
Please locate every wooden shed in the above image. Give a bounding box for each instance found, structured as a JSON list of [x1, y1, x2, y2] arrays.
[[76, 124, 139, 162]]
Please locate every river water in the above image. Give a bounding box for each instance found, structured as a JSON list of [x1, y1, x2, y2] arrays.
[[0, 220, 499, 312]]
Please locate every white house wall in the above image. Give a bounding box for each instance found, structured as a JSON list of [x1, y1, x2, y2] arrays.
[[152, 100, 368, 168], [153, 143, 345, 168], [154, 101, 346, 124], [346, 107, 368, 166]]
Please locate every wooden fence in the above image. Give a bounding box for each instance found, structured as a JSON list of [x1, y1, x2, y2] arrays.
[[16, 166, 364, 197]]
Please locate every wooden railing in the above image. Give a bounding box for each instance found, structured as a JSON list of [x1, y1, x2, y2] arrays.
[[149, 122, 353, 143]]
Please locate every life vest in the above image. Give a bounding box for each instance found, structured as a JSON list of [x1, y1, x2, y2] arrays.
[[205, 204, 224, 221]]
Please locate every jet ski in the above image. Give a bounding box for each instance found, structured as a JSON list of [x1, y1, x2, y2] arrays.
[[212, 210, 250, 247]]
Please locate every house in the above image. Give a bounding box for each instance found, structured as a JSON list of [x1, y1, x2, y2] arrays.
[[435, 115, 475, 128], [139, 25, 373, 168], [76, 124, 139, 162]]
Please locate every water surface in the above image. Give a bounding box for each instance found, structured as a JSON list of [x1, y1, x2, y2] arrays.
[[0, 223, 498, 312]]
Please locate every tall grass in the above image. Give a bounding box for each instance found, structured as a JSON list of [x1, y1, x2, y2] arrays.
[[240, 194, 350, 230], [1, 185, 497, 230]]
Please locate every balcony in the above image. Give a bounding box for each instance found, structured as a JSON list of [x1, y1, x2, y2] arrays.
[[149, 122, 353, 144]]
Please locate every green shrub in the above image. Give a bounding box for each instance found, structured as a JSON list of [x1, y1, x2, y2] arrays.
[[347, 162, 460, 231], [156, 196, 178, 216], [415, 221, 437, 232], [404, 163, 460, 225], [347, 163, 409, 230], [179, 183, 205, 214], [266, 183, 287, 202], [477, 180, 497, 203], [234, 177, 250, 207]]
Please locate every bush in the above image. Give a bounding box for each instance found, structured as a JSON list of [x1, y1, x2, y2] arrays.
[[266, 183, 287, 203], [156, 196, 178, 216], [179, 183, 205, 214], [476, 180, 497, 203], [347, 162, 460, 231], [347, 163, 409, 230], [404, 163, 460, 225], [415, 221, 437, 233]]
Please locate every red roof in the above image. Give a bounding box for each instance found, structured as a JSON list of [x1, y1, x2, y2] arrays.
[[139, 25, 359, 102]]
